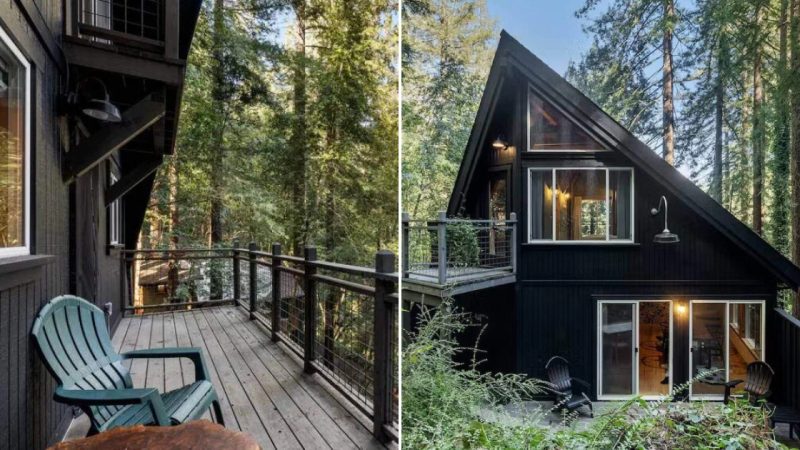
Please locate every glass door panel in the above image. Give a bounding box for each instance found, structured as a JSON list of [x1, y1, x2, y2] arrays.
[[600, 303, 635, 396], [728, 303, 764, 394], [638, 302, 670, 396], [691, 303, 727, 397]]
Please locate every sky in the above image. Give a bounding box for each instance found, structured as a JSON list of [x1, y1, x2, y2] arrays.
[[486, 0, 598, 75]]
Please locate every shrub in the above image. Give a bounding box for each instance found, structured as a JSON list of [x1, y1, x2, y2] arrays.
[[402, 300, 788, 449]]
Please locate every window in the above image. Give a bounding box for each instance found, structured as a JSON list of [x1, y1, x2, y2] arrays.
[[109, 173, 122, 245], [528, 89, 605, 152], [528, 168, 633, 242], [0, 26, 30, 257]]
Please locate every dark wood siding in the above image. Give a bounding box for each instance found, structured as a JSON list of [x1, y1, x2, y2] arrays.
[[455, 74, 783, 400], [1, 3, 88, 448]]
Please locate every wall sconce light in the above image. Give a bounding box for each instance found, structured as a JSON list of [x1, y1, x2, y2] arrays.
[[492, 135, 509, 151], [651, 195, 680, 244], [675, 303, 687, 315]]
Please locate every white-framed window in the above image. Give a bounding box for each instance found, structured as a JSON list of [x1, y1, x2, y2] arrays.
[[527, 167, 634, 243], [109, 172, 122, 245], [528, 87, 607, 152], [0, 26, 31, 257]]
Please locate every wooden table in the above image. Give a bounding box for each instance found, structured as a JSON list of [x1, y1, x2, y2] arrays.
[[49, 420, 261, 450]]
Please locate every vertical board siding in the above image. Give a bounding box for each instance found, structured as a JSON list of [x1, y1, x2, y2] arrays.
[[1, 1, 74, 448], [773, 309, 800, 409]]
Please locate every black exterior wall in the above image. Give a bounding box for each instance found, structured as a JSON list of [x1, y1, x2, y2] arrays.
[[449, 32, 791, 402]]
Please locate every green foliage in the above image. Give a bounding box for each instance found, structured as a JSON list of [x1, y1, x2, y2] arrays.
[[403, 301, 787, 449], [142, 0, 397, 266], [444, 222, 480, 268], [401, 0, 496, 218]]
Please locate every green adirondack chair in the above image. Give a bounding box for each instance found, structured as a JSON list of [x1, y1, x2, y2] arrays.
[[31, 295, 224, 434]]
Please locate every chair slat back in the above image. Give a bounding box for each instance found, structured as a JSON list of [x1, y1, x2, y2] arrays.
[[546, 356, 572, 393], [744, 361, 774, 400], [32, 295, 133, 429]]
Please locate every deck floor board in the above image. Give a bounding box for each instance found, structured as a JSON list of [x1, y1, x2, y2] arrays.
[[104, 306, 381, 449]]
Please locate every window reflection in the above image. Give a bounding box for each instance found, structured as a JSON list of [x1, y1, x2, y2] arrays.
[[0, 36, 26, 249], [529, 91, 605, 151]]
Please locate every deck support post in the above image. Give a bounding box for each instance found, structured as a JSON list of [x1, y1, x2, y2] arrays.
[[303, 246, 318, 374], [401, 213, 410, 278], [248, 242, 259, 319], [437, 211, 447, 284], [509, 212, 517, 274], [232, 240, 241, 303], [271, 243, 282, 342], [372, 250, 395, 443]]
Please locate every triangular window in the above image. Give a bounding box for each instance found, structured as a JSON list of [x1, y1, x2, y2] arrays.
[[528, 90, 605, 151]]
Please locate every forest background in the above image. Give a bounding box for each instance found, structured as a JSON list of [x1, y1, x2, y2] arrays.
[[140, 0, 399, 265], [402, 0, 800, 291]]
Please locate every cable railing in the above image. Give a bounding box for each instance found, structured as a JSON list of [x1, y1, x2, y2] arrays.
[[402, 211, 517, 284], [120, 244, 399, 443]]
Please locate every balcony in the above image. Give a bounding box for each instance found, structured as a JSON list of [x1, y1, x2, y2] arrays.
[[402, 213, 517, 299], [63, 245, 399, 446], [63, 0, 199, 85]]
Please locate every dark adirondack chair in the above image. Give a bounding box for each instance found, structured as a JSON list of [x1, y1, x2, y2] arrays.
[[31, 295, 224, 434], [724, 361, 774, 405], [545, 356, 593, 417]]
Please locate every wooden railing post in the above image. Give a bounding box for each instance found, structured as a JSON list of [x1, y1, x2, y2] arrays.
[[248, 242, 259, 319], [119, 251, 127, 316], [401, 213, 410, 278], [509, 212, 517, 274], [437, 211, 447, 284], [303, 246, 318, 374], [271, 243, 282, 342], [232, 239, 241, 302], [372, 250, 395, 442]]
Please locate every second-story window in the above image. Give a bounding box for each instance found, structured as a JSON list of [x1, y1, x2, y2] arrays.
[[528, 89, 605, 152], [528, 167, 633, 243], [0, 26, 30, 257]]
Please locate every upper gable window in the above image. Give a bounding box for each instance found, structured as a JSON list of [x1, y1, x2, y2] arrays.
[[528, 168, 633, 243], [0, 26, 30, 257], [528, 89, 605, 152]]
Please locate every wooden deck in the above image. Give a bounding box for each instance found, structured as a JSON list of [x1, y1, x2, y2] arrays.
[[63, 306, 384, 449]]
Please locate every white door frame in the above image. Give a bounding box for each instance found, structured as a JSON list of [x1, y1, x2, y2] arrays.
[[597, 299, 673, 400], [688, 299, 766, 400]]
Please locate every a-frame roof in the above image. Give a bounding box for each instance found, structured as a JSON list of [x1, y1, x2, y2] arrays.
[[449, 30, 800, 290]]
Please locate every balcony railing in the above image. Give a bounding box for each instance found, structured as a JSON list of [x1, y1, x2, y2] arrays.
[[70, 0, 179, 59], [402, 212, 517, 285], [121, 244, 399, 442]]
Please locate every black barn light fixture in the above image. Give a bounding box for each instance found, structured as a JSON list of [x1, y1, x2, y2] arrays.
[[492, 135, 509, 150], [650, 195, 679, 244], [70, 77, 122, 123]]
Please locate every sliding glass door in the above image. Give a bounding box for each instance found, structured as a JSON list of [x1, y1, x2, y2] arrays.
[[689, 300, 765, 400], [598, 300, 672, 399]]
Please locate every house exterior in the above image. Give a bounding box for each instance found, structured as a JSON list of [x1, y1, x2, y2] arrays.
[[0, 2, 199, 447], [444, 31, 800, 402]]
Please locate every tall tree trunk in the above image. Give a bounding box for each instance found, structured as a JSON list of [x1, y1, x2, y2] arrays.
[[209, 0, 225, 299], [791, 0, 800, 315], [752, 2, 765, 235], [771, 0, 791, 256], [289, 1, 307, 256], [662, 0, 676, 165], [712, 48, 724, 202]]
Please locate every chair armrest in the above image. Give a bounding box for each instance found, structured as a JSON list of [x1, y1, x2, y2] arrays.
[[123, 347, 209, 381], [571, 377, 592, 394], [725, 379, 744, 388], [54, 387, 170, 426]]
